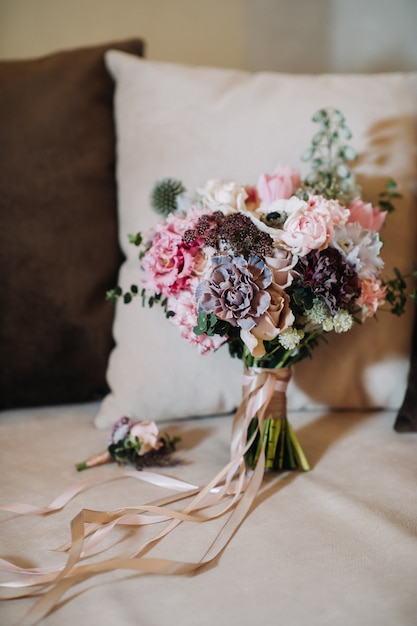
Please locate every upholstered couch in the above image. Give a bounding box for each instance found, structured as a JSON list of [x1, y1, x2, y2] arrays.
[[1, 41, 416, 626]]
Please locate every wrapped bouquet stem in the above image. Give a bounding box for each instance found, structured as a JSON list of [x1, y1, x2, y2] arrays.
[[242, 366, 310, 471]]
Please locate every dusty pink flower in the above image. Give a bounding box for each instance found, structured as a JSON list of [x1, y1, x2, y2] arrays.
[[357, 278, 386, 318], [347, 197, 387, 232], [168, 282, 226, 354], [128, 421, 162, 456], [256, 165, 301, 204], [142, 212, 201, 296]]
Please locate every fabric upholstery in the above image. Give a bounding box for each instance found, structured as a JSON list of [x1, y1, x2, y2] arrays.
[[0, 39, 144, 408]]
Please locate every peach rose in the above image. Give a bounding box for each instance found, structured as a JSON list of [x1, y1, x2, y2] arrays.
[[265, 246, 298, 289], [240, 285, 295, 357], [128, 421, 162, 456]]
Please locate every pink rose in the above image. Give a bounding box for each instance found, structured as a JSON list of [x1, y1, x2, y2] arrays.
[[281, 208, 333, 256], [256, 165, 301, 204], [128, 421, 162, 456], [240, 285, 294, 357], [357, 278, 386, 319], [347, 197, 387, 232]]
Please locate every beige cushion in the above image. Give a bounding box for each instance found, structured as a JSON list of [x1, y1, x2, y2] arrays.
[[96, 51, 417, 428]]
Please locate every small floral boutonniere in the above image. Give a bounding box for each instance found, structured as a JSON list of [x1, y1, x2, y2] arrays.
[[76, 417, 180, 471]]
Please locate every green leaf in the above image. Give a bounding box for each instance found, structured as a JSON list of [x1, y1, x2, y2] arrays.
[[128, 232, 143, 246], [312, 109, 327, 122], [378, 199, 395, 213], [386, 178, 398, 190], [301, 147, 314, 161], [340, 124, 352, 140], [105, 286, 122, 302], [333, 109, 345, 123], [336, 163, 350, 179], [342, 146, 357, 161], [123, 293, 132, 304]]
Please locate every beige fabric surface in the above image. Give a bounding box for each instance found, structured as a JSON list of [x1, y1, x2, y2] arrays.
[[0, 403, 416, 625]]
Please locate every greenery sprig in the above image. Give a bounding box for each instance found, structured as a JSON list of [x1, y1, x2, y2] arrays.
[[299, 107, 360, 204], [378, 178, 402, 214], [382, 264, 417, 316]]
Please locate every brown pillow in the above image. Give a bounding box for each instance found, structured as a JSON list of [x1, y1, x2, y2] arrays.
[[395, 312, 417, 432], [0, 39, 144, 409]]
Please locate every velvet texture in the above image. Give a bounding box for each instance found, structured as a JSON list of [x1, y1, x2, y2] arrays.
[[0, 39, 144, 408]]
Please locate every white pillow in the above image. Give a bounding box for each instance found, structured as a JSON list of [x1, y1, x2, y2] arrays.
[[96, 51, 417, 428]]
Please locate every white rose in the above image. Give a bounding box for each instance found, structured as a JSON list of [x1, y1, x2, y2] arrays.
[[197, 179, 248, 212]]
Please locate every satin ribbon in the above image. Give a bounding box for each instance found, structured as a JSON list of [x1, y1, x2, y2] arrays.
[[0, 367, 292, 625]]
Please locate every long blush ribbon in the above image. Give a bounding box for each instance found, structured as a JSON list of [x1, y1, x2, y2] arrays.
[[0, 367, 292, 625]]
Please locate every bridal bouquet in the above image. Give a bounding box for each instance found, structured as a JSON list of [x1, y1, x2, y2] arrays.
[[108, 108, 412, 473]]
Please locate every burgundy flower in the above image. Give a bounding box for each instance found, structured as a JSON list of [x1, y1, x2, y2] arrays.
[[196, 254, 272, 330], [296, 247, 361, 314]]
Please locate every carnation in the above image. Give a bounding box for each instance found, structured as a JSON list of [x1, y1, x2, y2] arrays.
[[307, 194, 350, 226], [168, 282, 226, 354], [196, 254, 272, 331], [357, 278, 387, 319], [142, 211, 203, 296], [295, 247, 361, 315]]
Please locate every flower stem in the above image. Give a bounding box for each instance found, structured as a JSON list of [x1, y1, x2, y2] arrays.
[[75, 450, 112, 471]]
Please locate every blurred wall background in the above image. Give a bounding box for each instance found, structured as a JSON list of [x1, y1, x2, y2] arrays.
[[1, 0, 416, 73]]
